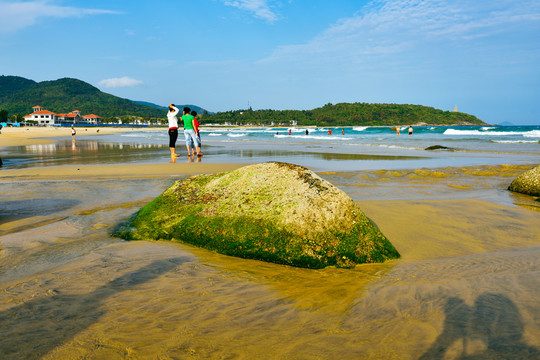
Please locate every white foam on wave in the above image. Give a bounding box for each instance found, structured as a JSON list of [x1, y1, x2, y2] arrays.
[[208, 133, 223, 136], [228, 133, 247, 137], [523, 130, 540, 138], [287, 128, 308, 133], [444, 129, 538, 137], [353, 126, 369, 131], [481, 127, 496, 131], [492, 140, 538, 144]]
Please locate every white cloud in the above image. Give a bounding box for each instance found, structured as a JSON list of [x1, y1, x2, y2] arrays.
[[260, 0, 540, 66], [0, 0, 120, 33], [222, 0, 279, 23], [98, 77, 143, 88]]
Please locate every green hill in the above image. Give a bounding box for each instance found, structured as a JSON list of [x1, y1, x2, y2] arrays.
[[134, 101, 211, 115], [204, 102, 486, 126], [0, 76, 170, 118]]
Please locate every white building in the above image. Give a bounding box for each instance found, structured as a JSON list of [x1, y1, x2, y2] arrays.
[[24, 106, 102, 125], [23, 106, 57, 125]]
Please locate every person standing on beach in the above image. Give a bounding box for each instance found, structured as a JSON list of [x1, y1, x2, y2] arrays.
[[167, 104, 180, 157], [408, 125, 413, 136], [71, 127, 76, 140], [182, 107, 202, 157], [396, 126, 401, 136], [187, 110, 202, 156]]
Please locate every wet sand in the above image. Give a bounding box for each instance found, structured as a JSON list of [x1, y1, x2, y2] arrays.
[[0, 126, 147, 147], [1, 130, 540, 359], [0, 163, 243, 180]]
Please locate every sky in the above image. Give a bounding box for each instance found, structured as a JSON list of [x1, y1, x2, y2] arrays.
[[0, 0, 539, 125]]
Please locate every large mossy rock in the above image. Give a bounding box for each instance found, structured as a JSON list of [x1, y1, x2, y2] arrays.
[[508, 165, 540, 197], [119, 162, 400, 268]]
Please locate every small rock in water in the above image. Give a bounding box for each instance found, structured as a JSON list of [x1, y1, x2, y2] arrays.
[[425, 145, 453, 151], [508, 165, 540, 197]]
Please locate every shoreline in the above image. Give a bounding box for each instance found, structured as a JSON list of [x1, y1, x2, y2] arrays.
[[0, 123, 499, 148]]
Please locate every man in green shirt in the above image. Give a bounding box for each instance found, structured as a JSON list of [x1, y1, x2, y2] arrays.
[[182, 107, 202, 157]]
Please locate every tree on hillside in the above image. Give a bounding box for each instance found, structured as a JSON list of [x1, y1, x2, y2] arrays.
[[11, 114, 24, 122], [0, 109, 8, 122]]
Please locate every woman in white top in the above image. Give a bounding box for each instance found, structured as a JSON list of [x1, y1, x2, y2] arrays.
[[167, 104, 180, 157]]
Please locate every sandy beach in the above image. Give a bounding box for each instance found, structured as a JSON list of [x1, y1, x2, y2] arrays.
[[0, 126, 162, 147], [1, 126, 539, 359]]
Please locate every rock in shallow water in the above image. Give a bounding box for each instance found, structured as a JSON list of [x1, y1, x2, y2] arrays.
[[117, 162, 400, 268], [424, 145, 453, 151], [508, 165, 540, 197]]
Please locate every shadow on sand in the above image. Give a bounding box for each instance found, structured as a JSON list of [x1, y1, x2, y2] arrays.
[[420, 292, 540, 359], [0, 257, 189, 360]]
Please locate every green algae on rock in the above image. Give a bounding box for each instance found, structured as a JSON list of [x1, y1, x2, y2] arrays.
[[117, 162, 400, 268], [508, 165, 540, 197]]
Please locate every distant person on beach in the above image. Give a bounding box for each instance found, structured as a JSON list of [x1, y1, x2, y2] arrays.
[[342, 128, 345, 135], [328, 129, 332, 135], [305, 129, 309, 135], [167, 104, 180, 157], [182, 107, 202, 157], [71, 127, 76, 139], [396, 126, 401, 136], [187, 110, 202, 156], [289, 129, 292, 135], [0, 124, 3, 135], [408, 125, 413, 136]]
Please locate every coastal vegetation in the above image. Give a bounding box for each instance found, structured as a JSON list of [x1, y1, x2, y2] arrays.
[[0, 76, 164, 119], [202, 103, 486, 126], [1, 75, 485, 126], [0, 76, 207, 124], [117, 162, 400, 269]]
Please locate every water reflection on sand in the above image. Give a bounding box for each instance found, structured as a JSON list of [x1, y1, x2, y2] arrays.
[[1, 172, 540, 359]]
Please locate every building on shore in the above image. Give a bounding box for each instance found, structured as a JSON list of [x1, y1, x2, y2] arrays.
[[24, 106, 102, 125]]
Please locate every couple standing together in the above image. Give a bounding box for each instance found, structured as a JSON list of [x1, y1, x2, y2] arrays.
[[167, 105, 202, 158]]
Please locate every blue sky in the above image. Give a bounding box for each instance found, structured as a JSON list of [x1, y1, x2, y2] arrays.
[[0, 0, 539, 125]]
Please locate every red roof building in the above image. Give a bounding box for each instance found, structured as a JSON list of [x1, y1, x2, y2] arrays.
[[24, 107, 102, 125]]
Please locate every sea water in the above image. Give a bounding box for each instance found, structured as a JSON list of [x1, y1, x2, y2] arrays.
[[1, 125, 539, 171]]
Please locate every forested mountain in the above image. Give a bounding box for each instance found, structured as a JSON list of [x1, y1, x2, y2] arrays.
[[204, 103, 486, 126], [0, 76, 185, 118]]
